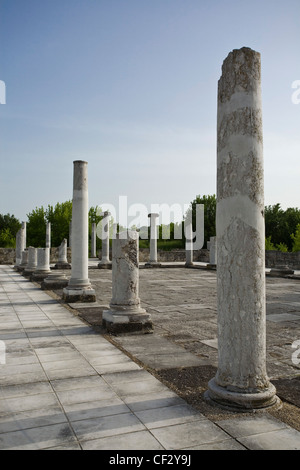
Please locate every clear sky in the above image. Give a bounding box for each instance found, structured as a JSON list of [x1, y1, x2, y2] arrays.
[[0, 0, 299, 226]]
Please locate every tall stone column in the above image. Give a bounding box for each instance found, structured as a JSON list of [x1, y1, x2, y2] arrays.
[[91, 223, 97, 258], [205, 47, 279, 411], [145, 213, 161, 267], [14, 229, 22, 267], [98, 211, 112, 269], [185, 221, 193, 267], [63, 161, 95, 302], [102, 230, 153, 334], [46, 222, 51, 249], [22, 221, 26, 250], [14, 222, 26, 267]]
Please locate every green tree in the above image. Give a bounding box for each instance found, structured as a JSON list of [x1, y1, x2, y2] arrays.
[[291, 224, 300, 252], [265, 204, 300, 251], [265, 236, 276, 250], [89, 205, 102, 253], [0, 228, 16, 248], [46, 201, 72, 247], [188, 194, 216, 246], [0, 213, 21, 247], [26, 206, 47, 247]]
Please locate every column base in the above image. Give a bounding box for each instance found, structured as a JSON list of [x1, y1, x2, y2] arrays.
[[268, 265, 294, 277], [30, 271, 51, 282], [23, 269, 36, 278], [206, 264, 217, 270], [54, 262, 71, 270], [62, 286, 96, 303], [204, 377, 281, 412], [185, 262, 194, 267], [41, 273, 70, 290], [144, 262, 162, 268], [16, 266, 26, 273], [102, 306, 153, 335], [98, 261, 112, 269]]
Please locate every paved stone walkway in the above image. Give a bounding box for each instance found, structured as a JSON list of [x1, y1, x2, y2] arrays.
[[0, 264, 300, 450]]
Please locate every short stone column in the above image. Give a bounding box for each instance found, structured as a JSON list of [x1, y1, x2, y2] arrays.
[[46, 222, 51, 249], [54, 239, 71, 269], [31, 248, 51, 281], [17, 249, 28, 272], [63, 161, 95, 302], [145, 213, 161, 267], [98, 211, 112, 269], [185, 221, 193, 267], [91, 223, 97, 258], [103, 230, 153, 334], [205, 47, 279, 411], [23, 247, 37, 277]]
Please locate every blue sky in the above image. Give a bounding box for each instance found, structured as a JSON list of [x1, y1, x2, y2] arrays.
[[0, 0, 299, 225]]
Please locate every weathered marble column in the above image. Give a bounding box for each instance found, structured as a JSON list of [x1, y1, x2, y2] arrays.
[[14, 222, 26, 267], [91, 223, 97, 258], [205, 47, 279, 411], [185, 221, 193, 267], [23, 247, 37, 277], [31, 248, 51, 281], [145, 213, 161, 267], [46, 222, 51, 249], [98, 211, 112, 269], [17, 249, 28, 272], [14, 229, 22, 267], [54, 239, 71, 269], [102, 230, 153, 334], [63, 161, 95, 302]]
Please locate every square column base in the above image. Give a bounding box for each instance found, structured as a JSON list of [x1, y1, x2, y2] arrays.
[[102, 308, 153, 335], [62, 286, 96, 303], [30, 271, 51, 282]]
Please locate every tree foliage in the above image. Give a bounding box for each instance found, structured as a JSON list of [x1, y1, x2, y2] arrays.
[[0, 213, 21, 247], [46, 201, 72, 247], [265, 204, 300, 251], [291, 224, 300, 252], [189, 194, 216, 247]]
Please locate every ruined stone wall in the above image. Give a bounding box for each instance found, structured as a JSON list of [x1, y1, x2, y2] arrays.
[[1, 247, 299, 268], [265, 250, 300, 269], [0, 248, 15, 264], [0, 247, 72, 265]]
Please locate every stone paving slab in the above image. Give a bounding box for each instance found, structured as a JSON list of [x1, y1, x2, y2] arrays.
[[1, 265, 300, 451]]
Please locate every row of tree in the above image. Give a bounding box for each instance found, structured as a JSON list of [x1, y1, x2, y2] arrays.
[[1, 196, 300, 252]]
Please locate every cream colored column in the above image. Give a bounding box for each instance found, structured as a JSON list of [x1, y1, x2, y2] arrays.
[[206, 47, 279, 411], [63, 161, 95, 302], [103, 230, 152, 334]]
